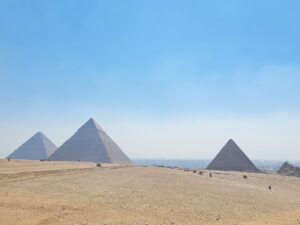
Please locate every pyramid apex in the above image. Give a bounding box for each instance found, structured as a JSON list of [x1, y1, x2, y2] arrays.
[[88, 117, 95, 122], [81, 118, 104, 132], [226, 139, 239, 147], [227, 139, 235, 143], [87, 117, 98, 124], [84, 118, 97, 125], [35, 131, 44, 136], [281, 161, 291, 167]]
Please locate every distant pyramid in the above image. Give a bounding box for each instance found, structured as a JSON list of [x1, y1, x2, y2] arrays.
[[207, 139, 260, 172], [7, 132, 57, 160], [48, 118, 131, 164], [277, 161, 300, 177]]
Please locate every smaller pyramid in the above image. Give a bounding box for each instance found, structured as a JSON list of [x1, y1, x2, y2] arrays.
[[48, 118, 131, 164], [277, 162, 300, 177], [207, 139, 260, 172], [7, 132, 57, 160], [278, 161, 291, 173]]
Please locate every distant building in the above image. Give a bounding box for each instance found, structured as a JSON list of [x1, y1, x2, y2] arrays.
[[207, 139, 260, 172]]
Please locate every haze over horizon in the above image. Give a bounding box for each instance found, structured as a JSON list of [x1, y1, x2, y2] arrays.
[[1, 1, 300, 160]]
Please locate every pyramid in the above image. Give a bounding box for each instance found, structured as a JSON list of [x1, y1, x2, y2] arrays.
[[7, 132, 57, 160], [277, 162, 300, 177], [48, 118, 131, 164], [207, 139, 260, 172]]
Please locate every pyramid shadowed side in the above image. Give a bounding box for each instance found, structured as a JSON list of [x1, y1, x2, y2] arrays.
[[207, 139, 260, 173], [48, 119, 131, 164], [7, 132, 57, 160]]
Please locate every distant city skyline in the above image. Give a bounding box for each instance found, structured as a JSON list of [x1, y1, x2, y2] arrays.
[[1, 1, 300, 160]]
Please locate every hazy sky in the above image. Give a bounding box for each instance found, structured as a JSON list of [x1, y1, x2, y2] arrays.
[[1, 0, 300, 160]]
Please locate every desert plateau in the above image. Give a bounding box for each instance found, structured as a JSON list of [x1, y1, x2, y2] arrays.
[[0, 160, 299, 225]]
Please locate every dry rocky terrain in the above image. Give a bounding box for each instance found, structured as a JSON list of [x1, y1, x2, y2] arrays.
[[0, 160, 300, 225]]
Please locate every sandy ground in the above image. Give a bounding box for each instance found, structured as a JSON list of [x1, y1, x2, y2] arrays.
[[0, 160, 300, 225]]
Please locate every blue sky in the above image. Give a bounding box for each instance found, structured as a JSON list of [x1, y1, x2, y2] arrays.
[[1, 1, 300, 160]]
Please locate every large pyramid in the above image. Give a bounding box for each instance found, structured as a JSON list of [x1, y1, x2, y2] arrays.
[[48, 118, 131, 164], [207, 139, 260, 172], [7, 132, 57, 160]]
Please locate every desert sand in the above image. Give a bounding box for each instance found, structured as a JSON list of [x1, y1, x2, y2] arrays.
[[0, 160, 300, 225]]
